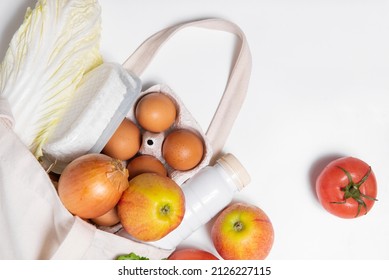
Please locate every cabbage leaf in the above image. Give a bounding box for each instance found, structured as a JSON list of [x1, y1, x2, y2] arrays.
[[0, 0, 102, 158]]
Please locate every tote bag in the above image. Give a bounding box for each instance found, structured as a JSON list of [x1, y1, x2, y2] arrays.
[[0, 18, 251, 260]]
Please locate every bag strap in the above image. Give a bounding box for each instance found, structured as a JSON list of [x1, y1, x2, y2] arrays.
[[122, 18, 252, 159]]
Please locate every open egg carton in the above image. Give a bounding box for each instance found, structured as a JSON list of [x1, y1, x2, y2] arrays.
[[125, 84, 213, 185], [41, 63, 212, 184]]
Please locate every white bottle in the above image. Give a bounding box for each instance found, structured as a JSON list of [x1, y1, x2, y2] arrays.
[[149, 153, 250, 250]]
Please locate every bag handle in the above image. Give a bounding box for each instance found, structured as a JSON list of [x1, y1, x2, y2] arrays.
[[123, 18, 252, 159]]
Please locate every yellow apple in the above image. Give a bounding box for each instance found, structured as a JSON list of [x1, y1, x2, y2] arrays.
[[211, 203, 274, 260], [117, 173, 185, 241]]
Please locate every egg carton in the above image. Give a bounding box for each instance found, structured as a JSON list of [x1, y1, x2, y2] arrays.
[[125, 84, 213, 185], [41, 63, 212, 185]]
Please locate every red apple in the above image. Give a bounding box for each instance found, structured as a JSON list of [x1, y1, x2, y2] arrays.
[[168, 248, 219, 260], [118, 173, 185, 241], [211, 203, 274, 260]]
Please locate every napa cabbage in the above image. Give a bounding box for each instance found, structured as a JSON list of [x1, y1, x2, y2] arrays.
[[0, 0, 102, 158]]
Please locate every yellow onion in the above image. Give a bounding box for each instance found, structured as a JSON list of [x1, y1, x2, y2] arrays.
[[58, 153, 129, 219], [91, 207, 121, 227]]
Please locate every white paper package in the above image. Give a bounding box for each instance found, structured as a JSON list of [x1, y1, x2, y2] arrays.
[[41, 62, 141, 173]]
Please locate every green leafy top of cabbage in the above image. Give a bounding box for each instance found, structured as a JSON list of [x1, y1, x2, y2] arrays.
[[0, 0, 102, 158]]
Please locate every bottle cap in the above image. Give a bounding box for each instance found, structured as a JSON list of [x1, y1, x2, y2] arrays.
[[216, 153, 251, 191]]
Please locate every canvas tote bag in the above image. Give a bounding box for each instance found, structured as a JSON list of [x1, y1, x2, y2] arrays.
[[0, 18, 251, 260]]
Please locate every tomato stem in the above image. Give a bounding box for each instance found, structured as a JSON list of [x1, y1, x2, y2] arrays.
[[330, 166, 377, 217]]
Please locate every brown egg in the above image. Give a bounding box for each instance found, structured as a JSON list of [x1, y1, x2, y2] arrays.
[[135, 92, 177, 132], [91, 207, 120, 227], [102, 118, 141, 160], [162, 129, 204, 171], [127, 154, 167, 180]]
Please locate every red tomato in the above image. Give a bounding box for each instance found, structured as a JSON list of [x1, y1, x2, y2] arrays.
[[168, 248, 219, 260], [316, 157, 377, 218]]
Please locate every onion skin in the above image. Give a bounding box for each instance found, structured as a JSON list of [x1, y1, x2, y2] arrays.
[[58, 154, 129, 219]]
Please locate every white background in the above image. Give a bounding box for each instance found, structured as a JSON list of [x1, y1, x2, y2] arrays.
[[1, 0, 389, 260]]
